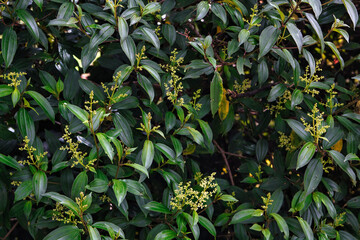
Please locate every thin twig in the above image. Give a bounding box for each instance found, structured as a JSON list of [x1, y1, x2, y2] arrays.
[[213, 140, 235, 186], [224, 151, 244, 158], [2, 221, 18, 240]]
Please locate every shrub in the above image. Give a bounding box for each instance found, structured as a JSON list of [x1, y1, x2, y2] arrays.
[[0, 0, 359, 239]]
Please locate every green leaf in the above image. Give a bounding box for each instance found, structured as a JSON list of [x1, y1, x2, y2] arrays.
[[90, 24, 114, 49], [325, 41, 344, 70], [258, 60, 269, 86], [162, 24, 176, 46], [142, 65, 161, 84], [210, 71, 223, 116], [182, 212, 200, 240], [0, 153, 21, 170], [144, 201, 172, 214], [256, 139, 268, 162], [113, 113, 134, 147], [291, 89, 303, 109], [230, 209, 259, 224], [323, 127, 344, 149], [297, 217, 314, 240], [267, 189, 284, 214], [258, 26, 280, 59], [57, 2, 74, 20], [197, 119, 213, 146], [65, 103, 89, 128], [16, 108, 36, 145], [43, 192, 80, 216], [304, 159, 323, 196], [305, 13, 324, 53], [297, 142, 316, 169], [71, 171, 88, 199], [211, 3, 227, 24], [93, 221, 125, 239], [267, 84, 286, 102], [165, 112, 176, 134], [238, 29, 249, 46], [142, 27, 160, 50], [196, 1, 210, 21], [328, 150, 356, 182], [154, 230, 177, 240], [34, 0, 43, 9], [346, 196, 360, 208], [33, 171, 47, 203], [112, 179, 127, 206], [26, 90, 55, 123], [81, 43, 98, 72], [121, 36, 136, 66], [96, 133, 115, 162], [138, 74, 154, 103], [16, 9, 39, 41], [219, 194, 238, 202], [198, 215, 216, 237], [345, 153, 360, 161], [187, 127, 204, 145], [286, 23, 303, 53], [342, 0, 359, 30], [124, 163, 149, 177], [336, 116, 360, 135], [0, 85, 13, 98], [14, 180, 32, 202], [88, 225, 101, 240], [43, 226, 81, 240], [143, 2, 161, 16], [155, 143, 175, 160], [86, 178, 109, 193], [270, 213, 289, 239], [285, 119, 313, 142], [12, 88, 20, 107], [142, 140, 154, 169], [303, 49, 316, 77], [118, 17, 128, 40], [313, 192, 336, 219], [308, 0, 322, 19], [1, 27, 17, 67]]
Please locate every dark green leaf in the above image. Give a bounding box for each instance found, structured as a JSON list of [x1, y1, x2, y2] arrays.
[[297, 142, 316, 170], [196, 1, 210, 21], [26, 91, 55, 123], [71, 171, 88, 199], [33, 171, 47, 203], [43, 226, 81, 240], [1, 27, 17, 67], [144, 201, 172, 214], [0, 153, 21, 170], [113, 179, 127, 206], [270, 213, 289, 239], [154, 230, 177, 240], [211, 3, 227, 24], [198, 215, 216, 237], [305, 13, 324, 53], [285, 119, 313, 142], [16, 9, 39, 41], [210, 71, 223, 116], [286, 22, 303, 53], [258, 26, 280, 59], [16, 108, 36, 144], [267, 83, 286, 102], [142, 140, 154, 169], [342, 0, 359, 29], [43, 192, 80, 216], [96, 133, 115, 162], [297, 217, 314, 240], [304, 158, 323, 197]]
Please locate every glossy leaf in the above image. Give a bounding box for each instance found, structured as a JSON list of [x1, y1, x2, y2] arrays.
[[113, 179, 127, 206], [297, 142, 316, 170], [1, 28, 17, 67], [26, 91, 55, 123]]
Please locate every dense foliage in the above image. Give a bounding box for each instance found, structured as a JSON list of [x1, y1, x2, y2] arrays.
[[0, 0, 360, 239]]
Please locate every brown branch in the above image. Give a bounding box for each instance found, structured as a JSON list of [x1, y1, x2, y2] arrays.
[[213, 140, 235, 186], [1, 221, 18, 240]]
